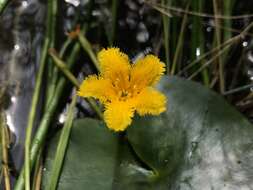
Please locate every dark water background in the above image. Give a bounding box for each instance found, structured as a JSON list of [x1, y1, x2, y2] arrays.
[[0, 0, 45, 182], [1, 0, 253, 186]]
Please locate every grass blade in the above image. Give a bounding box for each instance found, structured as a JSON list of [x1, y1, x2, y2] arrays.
[[78, 34, 99, 71], [47, 94, 77, 190], [162, 0, 171, 73], [191, 0, 209, 86], [171, 3, 189, 75], [1, 112, 11, 190], [213, 0, 224, 92], [14, 42, 81, 190]]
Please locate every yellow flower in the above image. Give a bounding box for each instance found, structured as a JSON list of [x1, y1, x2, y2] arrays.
[[78, 48, 167, 131]]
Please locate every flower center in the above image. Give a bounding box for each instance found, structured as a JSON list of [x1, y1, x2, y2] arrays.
[[118, 90, 133, 101], [113, 75, 141, 102]]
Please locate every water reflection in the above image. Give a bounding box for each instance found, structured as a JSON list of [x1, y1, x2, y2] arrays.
[[136, 22, 149, 43], [21, 1, 28, 8], [242, 41, 248, 47], [65, 0, 80, 7], [6, 112, 15, 133], [196, 47, 200, 57], [0, 0, 46, 184]]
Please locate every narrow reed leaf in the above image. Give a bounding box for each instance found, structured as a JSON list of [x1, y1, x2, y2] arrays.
[[14, 43, 81, 190], [1, 112, 11, 190], [213, 0, 224, 92], [24, 38, 49, 190], [171, 3, 189, 75], [78, 34, 100, 70], [49, 49, 80, 88], [47, 94, 77, 190], [49, 49, 103, 119], [162, 0, 171, 73], [191, 0, 209, 86]]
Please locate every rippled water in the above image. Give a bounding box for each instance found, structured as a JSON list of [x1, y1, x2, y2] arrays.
[[0, 0, 45, 184]]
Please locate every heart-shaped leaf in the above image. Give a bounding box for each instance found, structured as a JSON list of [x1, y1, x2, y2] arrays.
[[127, 76, 253, 189], [42, 119, 119, 190]]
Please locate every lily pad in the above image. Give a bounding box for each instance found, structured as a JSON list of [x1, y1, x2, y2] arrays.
[[42, 118, 119, 190], [43, 76, 253, 190], [127, 76, 253, 189]]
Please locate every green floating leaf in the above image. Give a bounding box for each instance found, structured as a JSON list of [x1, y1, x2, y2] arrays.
[[42, 119, 119, 190], [43, 76, 253, 190], [127, 76, 253, 189]]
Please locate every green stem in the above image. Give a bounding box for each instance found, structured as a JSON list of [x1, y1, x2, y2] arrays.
[[0, 0, 9, 15], [50, 0, 57, 47], [59, 38, 73, 58], [14, 43, 80, 190], [171, 3, 189, 75], [78, 34, 100, 70], [191, 0, 209, 86], [23, 2, 55, 187], [213, 0, 224, 92], [1, 112, 11, 190], [149, 1, 250, 20], [171, 9, 178, 59], [46, 38, 73, 109], [47, 94, 77, 190], [223, 0, 232, 53], [177, 26, 249, 75], [34, 165, 42, 190], [45, 0, 58, 108], [183, 22, 253, 78], [49, 49, 103, 119], [223, 83, 253, 95], [188, 44, 232, 80], [24, 37, 49, 190], [31, 149, 43, 190], [49, 49, 80, 87], [222, 0, 234, 74], [161, 0, 171, 73]]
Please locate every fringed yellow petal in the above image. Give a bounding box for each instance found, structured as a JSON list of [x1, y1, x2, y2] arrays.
[[136, 87, 166, 116], [131, 55, 165, 89], [78, 75, 116, 102], [104, 101, 135, 131], [98, 48, 130, 89], [78, 47, 167, 132]]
